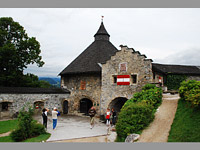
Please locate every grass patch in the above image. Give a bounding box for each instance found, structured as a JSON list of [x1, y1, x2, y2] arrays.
[[0, 119, 50, 142], [0, 119, 18, 134], [0, 136, 14, 142], [0, 133, 50, 142], [24, 133, 51, 142], [168, 99, 200, 142]]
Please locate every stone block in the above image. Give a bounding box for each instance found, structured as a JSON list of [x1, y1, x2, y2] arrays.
[[125, 134, 140, 143]]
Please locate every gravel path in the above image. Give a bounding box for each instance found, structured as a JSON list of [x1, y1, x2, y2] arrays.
[[0, 131, 11, 137], [137, 93, 179, 142]]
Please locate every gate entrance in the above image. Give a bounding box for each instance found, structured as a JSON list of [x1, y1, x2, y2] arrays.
[[80, 98, 93, 115], [63, 100, 68, 114], [0, 102, 12, 119], [109, 97, 128, 115]]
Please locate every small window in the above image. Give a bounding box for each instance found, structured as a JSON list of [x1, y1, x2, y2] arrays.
[[131, 75, 137, 84], [2, 102, 8, 111], [113, 75, 117, 84]]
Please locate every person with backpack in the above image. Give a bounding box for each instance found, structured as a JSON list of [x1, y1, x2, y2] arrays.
[[52, 107, 58, 130], [88, 106, 96, 129]]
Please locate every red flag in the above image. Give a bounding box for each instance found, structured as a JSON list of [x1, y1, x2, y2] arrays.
[[117, 75, 130, 85]]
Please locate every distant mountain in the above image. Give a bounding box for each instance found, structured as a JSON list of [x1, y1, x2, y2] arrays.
[[39, 77, 61, 87]]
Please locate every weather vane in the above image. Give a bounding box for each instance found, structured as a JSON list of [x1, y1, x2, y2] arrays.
[[101, 16, 104, 22]]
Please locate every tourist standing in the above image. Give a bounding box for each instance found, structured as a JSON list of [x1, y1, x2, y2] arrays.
[[105, 108, 111, 126], [52, 107, 58, 130], [111, 108, 117, 127], [42, 108, 49, 129], [88, 106, 96, 129]]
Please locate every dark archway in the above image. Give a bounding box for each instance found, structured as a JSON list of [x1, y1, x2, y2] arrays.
[[80, 98, 93, 115], [109, 97, 128, 115], [0, 102, 12, 118], [63, 100, 68, 114]]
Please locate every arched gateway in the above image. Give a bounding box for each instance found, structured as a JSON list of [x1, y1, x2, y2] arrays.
[[79, 98, 93, 115], [34, 101, 44, 115], [109, 97, 128, 114]]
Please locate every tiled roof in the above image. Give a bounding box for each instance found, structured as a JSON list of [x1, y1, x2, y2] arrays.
[[152, 63, 200, 75], [0, 87, 70, 94], [59, 22, 118, 75]]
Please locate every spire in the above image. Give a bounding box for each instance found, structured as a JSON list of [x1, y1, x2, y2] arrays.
[[94, 16, 110, 41]]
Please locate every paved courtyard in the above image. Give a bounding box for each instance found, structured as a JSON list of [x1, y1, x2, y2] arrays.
[[34, 115, 108, 142]]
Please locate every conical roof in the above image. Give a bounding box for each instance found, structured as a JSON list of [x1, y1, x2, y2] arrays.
[[59, 22, 118, 75], [94, 22, 110, 37]]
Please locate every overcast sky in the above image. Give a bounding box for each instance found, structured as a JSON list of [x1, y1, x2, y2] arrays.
[[0, 8, 200, 77]]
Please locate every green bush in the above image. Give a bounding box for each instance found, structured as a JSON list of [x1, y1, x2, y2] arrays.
[[116, 84, 163, 142], [142, 83, 156, 90], [10, 103, 46, 142], [124, 84, 162, 109], [185, 88, 200, 107], [179, 80, 200, 99], [10, 128, 26, 142], [17, 106, 34, 139], [116, 102, 154, 141], [31, 123, 46, 137], [179, 80, 200, 107]]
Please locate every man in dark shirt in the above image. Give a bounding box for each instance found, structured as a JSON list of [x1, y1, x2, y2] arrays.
[[88, 106, 96, 129], [111, 108, 117, 127]]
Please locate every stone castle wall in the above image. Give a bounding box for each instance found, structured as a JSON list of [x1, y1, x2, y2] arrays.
[[101, 46, 153, 114], [187, 75, 200, 81], [61, 74, 101, 114], [0, 93, 69, 119]]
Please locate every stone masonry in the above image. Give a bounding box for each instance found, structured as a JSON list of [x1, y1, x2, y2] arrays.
[[61, 74, 101, 114], [100, 45, 153, 114], [0, 93, 69, 119]]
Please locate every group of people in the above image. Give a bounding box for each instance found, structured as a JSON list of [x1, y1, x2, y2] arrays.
[[42, 106, 117, 130], [42, 107, 60, 130], [105, 108, 117, 127], [88, 106, 117, 129]]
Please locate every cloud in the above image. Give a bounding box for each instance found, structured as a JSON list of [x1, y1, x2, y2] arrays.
[[154, 48, 200, 66], [1, 8, 200, 77]]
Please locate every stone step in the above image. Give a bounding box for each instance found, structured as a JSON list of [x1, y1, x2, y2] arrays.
[[162, 93, 180, 100]]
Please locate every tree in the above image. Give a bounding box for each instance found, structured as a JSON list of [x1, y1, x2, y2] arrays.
[[0, 17, 44, 86], [39, 80, 52, 88]]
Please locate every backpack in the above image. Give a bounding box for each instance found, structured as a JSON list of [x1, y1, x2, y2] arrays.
[[57, 111, 61, 116], [89, 109, 96, 117]]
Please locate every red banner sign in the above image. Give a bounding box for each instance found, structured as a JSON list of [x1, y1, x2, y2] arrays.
[[117, 75, 130, 85]]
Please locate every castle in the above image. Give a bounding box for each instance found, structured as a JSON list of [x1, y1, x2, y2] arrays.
[[59, 21, 200, 117], [1, 20, 200, 119]]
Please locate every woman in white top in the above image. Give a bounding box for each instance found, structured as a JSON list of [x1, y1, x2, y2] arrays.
[[105, 108, 111, 126], [52, 107, 58, 130]]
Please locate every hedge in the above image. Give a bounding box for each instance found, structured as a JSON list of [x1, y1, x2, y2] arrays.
[[116, 102, 154, 142], [116, 84, 163, 142], [10, 104, 46, 142], [179, 80, 200, 107], [124, 84, 162, 109]]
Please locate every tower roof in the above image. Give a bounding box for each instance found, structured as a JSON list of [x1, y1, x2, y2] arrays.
[[59, 22, 118, 76], [94, 22, 110, 38]]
